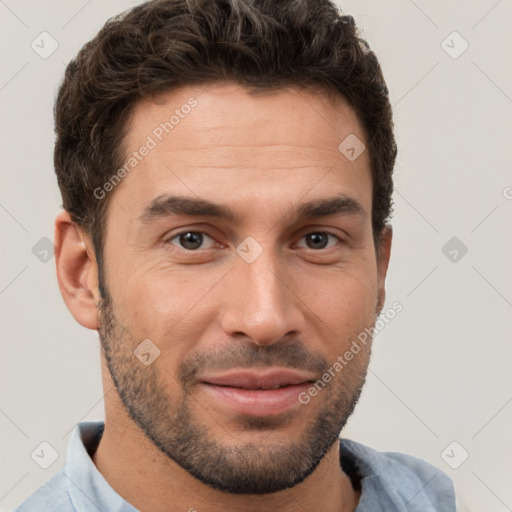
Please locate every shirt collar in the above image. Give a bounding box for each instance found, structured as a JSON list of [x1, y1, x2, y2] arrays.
[[340, 438, 453, 511], [65, 420, 138, 512]]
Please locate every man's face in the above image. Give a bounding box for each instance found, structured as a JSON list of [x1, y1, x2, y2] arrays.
[[95, 83, 389, 494]]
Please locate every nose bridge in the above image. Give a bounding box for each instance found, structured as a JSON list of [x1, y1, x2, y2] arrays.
[[220, 241, 303, 344]]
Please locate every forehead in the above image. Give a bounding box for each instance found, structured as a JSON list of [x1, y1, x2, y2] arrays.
[[126, 82, 363, 155], [109, 82, 372, 223]]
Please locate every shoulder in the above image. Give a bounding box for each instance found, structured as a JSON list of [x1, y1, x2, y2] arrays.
[[339, 438, 456, 511], [13, 469, 74, 512]]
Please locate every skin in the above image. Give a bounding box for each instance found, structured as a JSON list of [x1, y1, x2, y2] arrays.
[[55, 82, 392, 512]]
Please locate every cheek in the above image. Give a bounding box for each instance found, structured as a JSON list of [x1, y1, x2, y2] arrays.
[[298, 267, 378, 351], [111, 265, 218, 345], [300, 263, 378, 314]]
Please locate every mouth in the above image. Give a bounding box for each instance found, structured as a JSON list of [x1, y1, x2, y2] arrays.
[[198, 369, 316, 417], [201, 368, 316, 388]]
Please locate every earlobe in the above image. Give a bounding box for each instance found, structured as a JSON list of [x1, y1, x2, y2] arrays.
[[54, 210, 100, 330]]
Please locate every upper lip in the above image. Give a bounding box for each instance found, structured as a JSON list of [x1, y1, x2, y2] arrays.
[[200, 369, 316, 390]]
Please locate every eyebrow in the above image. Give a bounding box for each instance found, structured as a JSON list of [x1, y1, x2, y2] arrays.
[[138, 193, 366, 224]]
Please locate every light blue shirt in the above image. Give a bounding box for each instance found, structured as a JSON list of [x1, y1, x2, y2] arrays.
[[14, 420, 456, 511]]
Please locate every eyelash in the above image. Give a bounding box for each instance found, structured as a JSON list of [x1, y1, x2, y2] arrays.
[[164, 230, 344, 252]]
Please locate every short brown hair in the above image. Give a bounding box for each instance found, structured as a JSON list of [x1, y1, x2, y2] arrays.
[[54, 0, 396, 293]]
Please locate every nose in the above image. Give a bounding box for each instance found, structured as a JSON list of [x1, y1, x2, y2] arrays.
[[220, 248, 305, 346]]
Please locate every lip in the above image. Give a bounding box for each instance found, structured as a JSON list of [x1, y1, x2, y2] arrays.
[[200, 369, 317, 389], [198, 369, 316, 417]]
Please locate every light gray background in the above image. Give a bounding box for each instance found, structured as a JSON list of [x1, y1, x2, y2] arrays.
[[1, 1, 511, 511]]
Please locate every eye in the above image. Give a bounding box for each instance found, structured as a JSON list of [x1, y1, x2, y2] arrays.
[[165, 230, 342, 253], [166, 231, 217, 251], [296, 232, 342, 250]]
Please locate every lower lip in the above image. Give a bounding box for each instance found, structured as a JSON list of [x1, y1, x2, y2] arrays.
[[199, 382, 312, 417]]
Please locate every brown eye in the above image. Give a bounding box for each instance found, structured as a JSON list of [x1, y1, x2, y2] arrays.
[[167, 231, 216, 251], [296, 232, 341, 250]]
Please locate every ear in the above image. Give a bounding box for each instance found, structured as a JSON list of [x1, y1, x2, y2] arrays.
[[54, 210, 100, 330], [375, 224, 393, 316]]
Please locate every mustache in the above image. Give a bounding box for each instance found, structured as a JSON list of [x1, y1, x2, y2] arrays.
[[178, 339, 329, 387]]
